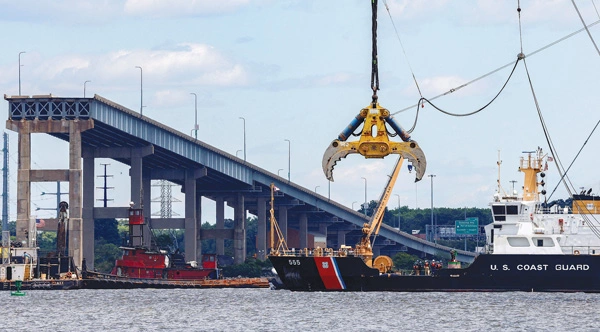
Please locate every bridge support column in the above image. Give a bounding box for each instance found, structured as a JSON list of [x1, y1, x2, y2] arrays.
[[257, 197, 267, 260], [373, 246, 381, 257], [196, 193, 202, 262], [82, 153, 95, 269], [15, 130, 31, 242], [130, 155, 143, 246], [68, 123, 84, 268], [318, 223, 328, 247], [233, 193, 246, 264], [184, 169, 200, 263], [278, 207, 288, 241], [299, 213, 308, 249], [215, 197, 225, 255], [337, 230, 347, 248], [142, 170, 152, 248]]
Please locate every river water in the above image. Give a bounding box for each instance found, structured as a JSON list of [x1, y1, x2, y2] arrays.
[[4, 288, 599, 331]]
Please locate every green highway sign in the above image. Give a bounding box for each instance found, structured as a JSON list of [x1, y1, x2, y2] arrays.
[[455, 217, 479, 235]]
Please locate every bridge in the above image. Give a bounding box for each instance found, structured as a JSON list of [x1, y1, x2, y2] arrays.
[[5, 94, 476, 269]]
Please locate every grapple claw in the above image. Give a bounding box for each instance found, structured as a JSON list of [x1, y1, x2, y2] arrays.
[[322, 102, 426, 182], [322, 140, 356, 182], [391, 140, 426, 182]]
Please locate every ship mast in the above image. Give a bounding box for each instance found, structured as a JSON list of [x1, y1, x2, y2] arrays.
[[519, 148, 545, 202]]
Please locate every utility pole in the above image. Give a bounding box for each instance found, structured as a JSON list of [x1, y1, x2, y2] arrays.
[[429, 174, 436, 243], [39, 182, 68, 218], [2, 133, 9, 265], [96, 163, 114, 207], [2, 133, 9, 231]]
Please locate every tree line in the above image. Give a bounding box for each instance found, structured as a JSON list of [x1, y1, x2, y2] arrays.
[[6, 202, 496, 275]]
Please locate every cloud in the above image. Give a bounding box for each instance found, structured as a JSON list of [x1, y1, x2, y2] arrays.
[[0, 0, 124, 24], [0, 0, 260, 23], [384, 0, 589, 27], [123, 0, 253, 18], [1, 43, 251, 96]]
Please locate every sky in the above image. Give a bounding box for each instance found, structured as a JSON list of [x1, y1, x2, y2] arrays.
[[0, 0, 599, 222]]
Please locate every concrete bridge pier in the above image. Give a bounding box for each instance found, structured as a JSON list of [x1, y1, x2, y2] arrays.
[[82, 153, 95, 269], [183, 169, 203, 263], [8, 119, 94, 268], [233, 193, 246, 264], [278, 207, 288, 241], [299, 213, 308, 249], [256, 197, 267, 260], [215, 197, 225, 256]]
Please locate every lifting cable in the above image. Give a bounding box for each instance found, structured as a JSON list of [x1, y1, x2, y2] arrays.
[[371, 0, 380, 105]]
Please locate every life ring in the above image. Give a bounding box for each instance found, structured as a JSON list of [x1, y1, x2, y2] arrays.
[[574, 250, 580, 255]]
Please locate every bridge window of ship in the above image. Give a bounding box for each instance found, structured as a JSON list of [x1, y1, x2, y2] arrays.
[[506, 205, 519, 215], [507, 237, 530, 247], [532, 237, 555, 247]]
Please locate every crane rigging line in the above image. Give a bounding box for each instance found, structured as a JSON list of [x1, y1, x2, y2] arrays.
[[572, 0, 600, 56], [382, 0, 423, 98], [516, 3, 600, 237], [547, 119, 600, 200], [522, 57, 600, 239], [390, 18, 600, 117]]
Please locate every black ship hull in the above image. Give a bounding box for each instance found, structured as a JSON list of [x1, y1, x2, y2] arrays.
[[1, 279, 81, 291], [269, 254, 600, 292]]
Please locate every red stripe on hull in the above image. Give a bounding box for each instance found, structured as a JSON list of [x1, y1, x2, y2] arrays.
[[314, 257, 345, 290]]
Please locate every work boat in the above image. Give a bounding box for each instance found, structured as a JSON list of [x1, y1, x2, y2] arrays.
[[269, 149, 600, 292]]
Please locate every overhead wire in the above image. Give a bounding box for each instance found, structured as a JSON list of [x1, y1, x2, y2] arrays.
[[403, 59, 521, 134], [390, 18, 600, 117]]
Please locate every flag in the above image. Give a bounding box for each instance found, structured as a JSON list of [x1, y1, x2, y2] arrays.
[[36, 219, 45, 227]]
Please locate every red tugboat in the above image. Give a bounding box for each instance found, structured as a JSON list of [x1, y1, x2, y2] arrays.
[[110, 206, 219, 280], [83, 206, 270, 289]]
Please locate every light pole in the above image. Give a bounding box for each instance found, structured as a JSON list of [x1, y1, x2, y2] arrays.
[[190, 93, 198, 139], [352, 201, 358, 210], [84, 80, 91, 98], [394, 194, 401, 230], [239, 117, 246, 161], [429, 174, 436, 242], [284, 139, 291, 181], [315, 186, 320, 193], [361, 177, 367, 216], [236, 150, 242, 158], [18, 51, 26, 95], [135, 66, 143, 115], [277, 168, 284, 177]]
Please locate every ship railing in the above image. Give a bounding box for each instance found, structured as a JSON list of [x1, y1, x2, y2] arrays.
[[562, 246, 600, 255], [534, 203, 572, 215], [272, 248, 355, 257]]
